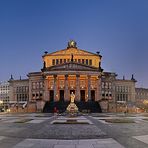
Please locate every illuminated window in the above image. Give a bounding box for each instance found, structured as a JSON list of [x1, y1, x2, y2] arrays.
[[32, 82, 36, 89], [40, 82, 43, 88], [89, 59, 92, 65], [56, 59, 59, 64], [82, 59, 84, 64], [102, 91, 105, 97], [70, 80, 75, 87], [80, 80, 85, 88], [36, 82, 39, 89], [60, 80, 64, 88], [86, 59, 88, 65], [49, 80, 54, 88], [60, 59, 62, 64], [52, 59, 55, 65]]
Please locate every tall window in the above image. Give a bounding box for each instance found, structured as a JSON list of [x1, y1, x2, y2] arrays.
[[52, 59, 55, 65], [64, 59, 66, 63], [56, 59, 59, 64], [78, 59, 81, 63], [82, 59, 84, 64], [89, 59, 92, 65], [60, 59, 62, 64], [86, 59, 88, 65]]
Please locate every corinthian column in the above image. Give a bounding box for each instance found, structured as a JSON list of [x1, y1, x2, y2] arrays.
[[64, 75, 69, 101], [88, 75, 91, 101], [54, 75, 57, 101], [76, 75, 80, 101], [44, 78, 49, 101]]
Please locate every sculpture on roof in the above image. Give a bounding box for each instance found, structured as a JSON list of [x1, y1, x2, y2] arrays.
[[67, 40, 77, 48]]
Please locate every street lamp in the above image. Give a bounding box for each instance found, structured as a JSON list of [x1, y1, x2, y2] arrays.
[[143, 100, 148, 112], [0, 100, 4, 112]]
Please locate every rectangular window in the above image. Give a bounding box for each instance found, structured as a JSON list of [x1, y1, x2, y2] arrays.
[[56, 59, 59, 64], [52, 59, 55, 65], [123, 94, 125, 101], [32, 83, 36, 89], [89, 59, 92, 65], [86, 59, 88, 65], [32, 93, 35, 99], [40, 82, 43, 88], [82, 59, 84, 64], [120, 94, 122, 101], [60, 59, 62, 64], [36, 82, 39, 89], [102, 91, 105, 97], [59, 80, 64, 88], [64, 59, 66, 63], [78, 59, 81, 63]]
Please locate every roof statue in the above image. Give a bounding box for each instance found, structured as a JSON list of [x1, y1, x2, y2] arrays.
[[67, 40, 77, 48]]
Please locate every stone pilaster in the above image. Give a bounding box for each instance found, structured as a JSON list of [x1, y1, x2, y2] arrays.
[[88, 75, 91, 101], [76, 75, 80, 101], [28, 80, 32, 102], [96, 75, 101, 101], [44, 78, 49, 101], [54, 75, 58, 101], [64, 75, 69, 101]]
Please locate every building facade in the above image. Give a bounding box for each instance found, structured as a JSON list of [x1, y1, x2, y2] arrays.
[[0, 81, 10, 110], [9, 41, 137, 112], [135, 88, 148, 111]]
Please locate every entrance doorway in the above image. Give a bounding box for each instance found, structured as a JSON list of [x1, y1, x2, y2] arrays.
[[91, 90, 95, 101], [60, 90, 64, 102], [50, 90, 54, 102], [80, 90, 85, 102]]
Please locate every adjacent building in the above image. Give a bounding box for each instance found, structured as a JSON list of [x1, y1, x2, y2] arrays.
[[0, 81, 10, 110]]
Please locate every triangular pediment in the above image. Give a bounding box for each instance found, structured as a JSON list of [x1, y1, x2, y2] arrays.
[[43, 62, 99, 72], [48, 48, 97, 56]]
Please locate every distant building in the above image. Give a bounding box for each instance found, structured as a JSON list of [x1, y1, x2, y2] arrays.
[[135, 88, 148, 110], [9, 40, 137, 113], [0, 81, 10, 110], [136, 88, 148, 101]]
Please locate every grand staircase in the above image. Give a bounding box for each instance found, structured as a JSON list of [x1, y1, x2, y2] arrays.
[[43, 101, 102, 113]]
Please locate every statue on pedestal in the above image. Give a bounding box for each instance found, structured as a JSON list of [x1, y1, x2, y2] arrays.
[[66, 92, 78, 115], [70, 92, 75, 103]]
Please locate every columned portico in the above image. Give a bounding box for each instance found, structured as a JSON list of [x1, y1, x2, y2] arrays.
[[47, 72, 102, 103]]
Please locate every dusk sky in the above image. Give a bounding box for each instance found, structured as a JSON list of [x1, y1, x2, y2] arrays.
[[0, 0, 148, 88]]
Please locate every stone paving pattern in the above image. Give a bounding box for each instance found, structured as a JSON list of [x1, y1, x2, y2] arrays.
[[0, 113, 148, 147]]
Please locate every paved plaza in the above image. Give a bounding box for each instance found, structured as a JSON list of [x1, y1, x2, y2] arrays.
[[0, 113, 148, 147]]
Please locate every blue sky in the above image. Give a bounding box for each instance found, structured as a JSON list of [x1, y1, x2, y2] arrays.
[[0, 0, 148, 87]]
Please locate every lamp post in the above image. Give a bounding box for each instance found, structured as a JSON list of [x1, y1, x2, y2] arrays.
[[143, 100, 148, 112], [0, 100, 3, 112]]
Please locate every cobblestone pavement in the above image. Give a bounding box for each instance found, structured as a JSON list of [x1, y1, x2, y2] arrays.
[[0, 113, 148, 148]]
